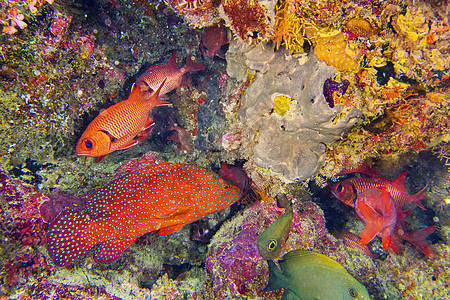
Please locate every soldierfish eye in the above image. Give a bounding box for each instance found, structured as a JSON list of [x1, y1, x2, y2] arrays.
[[268, 240, 277, 251], [349, 288, 358, 298], [83, 139, 94, 150]]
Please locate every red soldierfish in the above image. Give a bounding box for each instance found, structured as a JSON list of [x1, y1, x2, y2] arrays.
[[332, 171, 426, 210], [355, 187, 397, 250], [46, 162, 242, 266], [135, 52, 204, 97], [75, 81, 170, 161]]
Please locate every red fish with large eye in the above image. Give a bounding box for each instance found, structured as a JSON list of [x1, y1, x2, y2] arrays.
[[135, 52, 204, 98], [332, 171, 426, 210], [75, 81, 170, 161]]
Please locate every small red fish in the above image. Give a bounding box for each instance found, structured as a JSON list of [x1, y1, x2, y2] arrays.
[[218, 162, 252, 192], [46, 162, 242, 266], [75, 81, 170, 161], [332, 171, 426, 210], [336, 231, 374, 258], [166, 117, 194, 153], [200, 22, 229, 59], [135, 52, 204, 97], [355, 187, 397, 250]]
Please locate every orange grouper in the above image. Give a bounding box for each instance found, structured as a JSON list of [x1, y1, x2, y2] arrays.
[[75, 80, 170, 161], [46, 162, 242, 266]]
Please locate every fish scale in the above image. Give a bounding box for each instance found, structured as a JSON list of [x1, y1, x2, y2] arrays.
[[46, 162, 241, 266]]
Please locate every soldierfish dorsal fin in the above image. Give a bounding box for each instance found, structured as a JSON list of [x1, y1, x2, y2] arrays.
[[391, 171, 408, 193], [167, 51, 178, 68], [132, 78, 171, 107]]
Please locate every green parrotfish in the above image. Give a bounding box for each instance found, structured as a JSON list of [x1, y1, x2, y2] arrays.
[[263, 249, 371, 300], [257, 198, 293, 260]]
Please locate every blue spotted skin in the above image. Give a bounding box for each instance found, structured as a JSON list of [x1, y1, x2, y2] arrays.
[[46, 162, 241, 266]]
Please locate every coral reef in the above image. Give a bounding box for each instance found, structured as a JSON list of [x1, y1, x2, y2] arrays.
[[1, 0, 450, 299], [228, 40, 360, 182], [219, 0, 275, 45]]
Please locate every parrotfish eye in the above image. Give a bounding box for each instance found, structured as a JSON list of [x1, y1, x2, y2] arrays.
[[267, 240, 277, 252], [82, 139, 94, 150], [349, 288, 358, 298], [336, 184, 344, 193]]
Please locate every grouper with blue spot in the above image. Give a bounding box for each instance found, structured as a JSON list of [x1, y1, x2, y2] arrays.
[[263, 249, 372, 300]]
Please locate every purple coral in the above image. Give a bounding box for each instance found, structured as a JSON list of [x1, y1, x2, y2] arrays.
[[323, 78, 350, 108]]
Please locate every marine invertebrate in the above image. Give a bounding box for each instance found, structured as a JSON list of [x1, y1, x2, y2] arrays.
[[313, 32, 361, 73], [165, 0, 221, 28], [271, 0, 313, 54], [220, 0, 273, 45], [345, 18, 378, 38], [323, 78, 350, 108], [232, 42, 360, 182]]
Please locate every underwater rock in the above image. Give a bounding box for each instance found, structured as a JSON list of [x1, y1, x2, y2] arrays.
[[195, 77, 228, 151], [230, 40, 361, 182]]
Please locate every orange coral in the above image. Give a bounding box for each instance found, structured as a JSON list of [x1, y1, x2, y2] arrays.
[[221, 0, 271, 45], [165, 0, 221, 27]]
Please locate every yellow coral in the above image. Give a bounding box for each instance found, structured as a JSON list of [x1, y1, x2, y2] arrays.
[[313, 32, 360, 72]]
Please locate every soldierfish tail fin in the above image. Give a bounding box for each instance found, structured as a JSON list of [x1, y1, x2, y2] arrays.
[[402, 225, 436, 258], [408, 185, 427, 210], [391, 172, 427, 210], [184, 54, 205, 72], [46, 210, 97, 266], [93, 236, 137, 264], [262, 260, 288, 292]]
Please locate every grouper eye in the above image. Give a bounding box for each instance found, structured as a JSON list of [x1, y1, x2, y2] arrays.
[[336, 184, 344, 193], [349, 288, 358, 298], [83, 139, 94, 150], [268, 240, 277, 251]]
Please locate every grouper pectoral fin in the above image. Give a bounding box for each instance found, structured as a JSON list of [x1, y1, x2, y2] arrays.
[[262, 260, 289, 292]]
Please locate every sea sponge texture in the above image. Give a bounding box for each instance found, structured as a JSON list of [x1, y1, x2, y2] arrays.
[[231, 40, 361, 182]]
